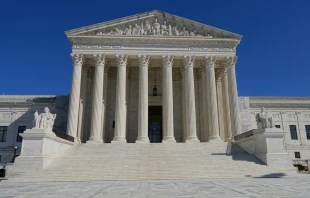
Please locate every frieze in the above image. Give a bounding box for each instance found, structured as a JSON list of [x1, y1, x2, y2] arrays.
[[287, 114, 296, 119], [1, 113, 11, 119], [304, 114, 310, 119], [72, 44, 236, 52], [68, 37, 239, 48], [272, 114, 280, 119], [95, 18, 214, 38], [250, 97, 310, 101]]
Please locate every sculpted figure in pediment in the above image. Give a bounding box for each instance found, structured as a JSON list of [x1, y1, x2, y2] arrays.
[[114, 27, 123, 35], [152, 19, 161, 35], [181, 27, 189, 36], [161, 21, 169, 36], [124, 25, 132, 35], [142, 20, 151, 35], [173, 26, 179, 36], [132, 24, 141, 35]]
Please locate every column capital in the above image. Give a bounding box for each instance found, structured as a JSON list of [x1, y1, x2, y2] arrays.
[[162, 55, 174, 68], [183, 55, 195, 68], [203, 56, 216, 68], [138, 55, 150, 67], [116, 54, 128, 67], [71, 53, 83, 66], [93, 54, 106, 66], [225, 56, 238, 68]]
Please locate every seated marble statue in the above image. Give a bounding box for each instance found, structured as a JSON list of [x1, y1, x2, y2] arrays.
[[256, 107, 275, 129], [33, 107, 56, 132]]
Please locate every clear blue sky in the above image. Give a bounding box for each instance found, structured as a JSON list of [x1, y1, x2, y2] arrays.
[[0, 0, 309, 96]]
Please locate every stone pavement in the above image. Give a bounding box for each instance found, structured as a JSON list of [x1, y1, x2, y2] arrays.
[[1, 178, 309, 198]]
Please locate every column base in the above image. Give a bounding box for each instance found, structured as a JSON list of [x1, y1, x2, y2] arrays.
[[224, 138, 232, 142], [136, 136, 150, 143], [185, 136, 200, 143], [162, 136, 176, 143], [111, 136, 127, 143], [87, 136, 103, 144], [74, 138, 81, 143], [208, 135, 222, 142]]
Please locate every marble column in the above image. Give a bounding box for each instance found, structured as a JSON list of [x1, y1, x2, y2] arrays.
[[221, 70, 232, 140], [67, 53, 83, 141], [162, 55, 176, 143], [226, 56, 241, 136], [180, 68, 187, 142], [201, 67, 209, 142], [216, 71, 225, 141], [88, 54, 106, 143], [183, 56, 199, 142], [77, 99, 83, 143], [136, 55, 150, 143], [101, 68, 109, 143], [112, 54, 128, 143], [204, 56, 221, 141]]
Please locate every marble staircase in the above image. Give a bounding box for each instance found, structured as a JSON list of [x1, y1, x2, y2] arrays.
[[7, 142, 299, 182]]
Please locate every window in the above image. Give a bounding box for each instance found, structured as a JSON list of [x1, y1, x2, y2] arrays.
[[295, 152, 301, 159], [275, 125, 281, 128], [290, 125, 298, 140], [305, 125, 310, 140], [0, 126, 7, 142], [16, 126, 26, 142]]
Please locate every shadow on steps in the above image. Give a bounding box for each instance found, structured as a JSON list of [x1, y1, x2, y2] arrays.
[[211, 142, 265, 165]]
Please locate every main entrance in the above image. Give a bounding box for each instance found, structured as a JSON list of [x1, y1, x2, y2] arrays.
[[148, 106, 162, 143]]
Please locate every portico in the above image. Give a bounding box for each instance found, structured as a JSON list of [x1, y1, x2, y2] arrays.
[[65, 10, 243, 143]]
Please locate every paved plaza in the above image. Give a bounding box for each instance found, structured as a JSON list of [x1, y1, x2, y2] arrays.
[[1, 177, 309, 198]]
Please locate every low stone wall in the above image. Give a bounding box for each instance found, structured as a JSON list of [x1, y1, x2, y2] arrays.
[[10, 129, 75, 174], [234, 128, 296, 171]]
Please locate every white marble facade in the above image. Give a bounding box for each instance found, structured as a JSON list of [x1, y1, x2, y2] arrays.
[[64, 10, 242, 145], [1, 10, 310, 165]]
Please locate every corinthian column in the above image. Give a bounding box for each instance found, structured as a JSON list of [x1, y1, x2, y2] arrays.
[[112, 54, 128, 143], [183, 56, 199, 142], [204, 56, 221, 142], [101, 68, 109, 142], [222, 69, 232, 140], [136, 55, 150, 143], [200, 67, 209, 142], [162, 55, 176, 143], [226, 56, 241, 136], [88, 54, 106, 143], [67, 53, 83, 141]]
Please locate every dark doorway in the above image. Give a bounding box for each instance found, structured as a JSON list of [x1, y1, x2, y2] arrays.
[[148, 106, 162, 143]]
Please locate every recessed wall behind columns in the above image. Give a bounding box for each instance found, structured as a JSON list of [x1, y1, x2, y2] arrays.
[[103, 66, 203, 143]]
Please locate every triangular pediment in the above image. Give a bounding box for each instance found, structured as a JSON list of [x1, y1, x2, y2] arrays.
[[65, 10, 242, 39]]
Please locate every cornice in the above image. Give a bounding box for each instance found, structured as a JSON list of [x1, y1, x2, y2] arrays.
[[249, 96, 310, 101], [0, 95, 57, 100], [68, 36, 240, 48]]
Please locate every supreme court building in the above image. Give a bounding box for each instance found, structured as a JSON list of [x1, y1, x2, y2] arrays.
[[2, 11, 310, 174], [65, 10, 242, 144]]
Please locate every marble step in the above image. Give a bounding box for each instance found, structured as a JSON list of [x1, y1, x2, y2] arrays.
[[7, 142, 299, 182]]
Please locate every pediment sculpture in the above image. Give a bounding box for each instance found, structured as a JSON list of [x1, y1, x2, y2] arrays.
[[96, 18, 213, 38], [33, 107, 57, 132], [256, 107, 275, 129]]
